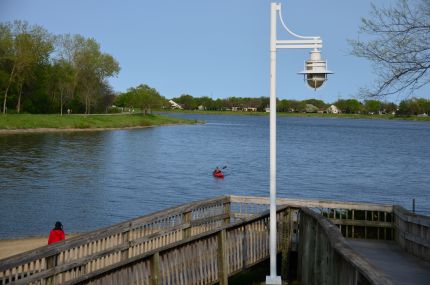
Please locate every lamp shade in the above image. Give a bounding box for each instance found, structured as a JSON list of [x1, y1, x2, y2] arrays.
[[298, 49, 333, 90]]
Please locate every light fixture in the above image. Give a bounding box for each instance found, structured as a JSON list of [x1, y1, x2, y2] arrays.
[[299, 49, 333, 90]]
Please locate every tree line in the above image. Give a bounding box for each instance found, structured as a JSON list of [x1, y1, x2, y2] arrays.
[[113, 91, 430, 116], [0, 20, 120, 114], [159, 94, 429, 116]]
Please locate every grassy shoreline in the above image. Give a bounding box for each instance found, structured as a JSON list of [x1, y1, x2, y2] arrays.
[[0, 111, 428, 134], [0, 113, 198, 133], [160, 109, 430, 121]]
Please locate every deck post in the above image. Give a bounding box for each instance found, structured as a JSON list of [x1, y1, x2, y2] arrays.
[[45, 254, 58, 285], [243, 225, 249, 269], [281, 208, 292, 280], [224, 202, 231, 225], [151, 252, 161, 285], [217, 229, 228, 285], [121, 225, 131, 261], [183, 211, 192, 238]]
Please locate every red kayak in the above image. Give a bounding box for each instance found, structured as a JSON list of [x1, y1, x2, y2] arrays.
[[213, 171, 224, 178]]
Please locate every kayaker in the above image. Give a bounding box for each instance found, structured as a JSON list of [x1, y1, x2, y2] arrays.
[[48, 221, 65, 245], [213, 167, 222, 175]]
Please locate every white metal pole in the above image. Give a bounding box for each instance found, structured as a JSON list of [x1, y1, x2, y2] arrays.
[[266, 2, 282, 285]]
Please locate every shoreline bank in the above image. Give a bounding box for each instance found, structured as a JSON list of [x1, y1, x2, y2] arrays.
[[0, 114, 200, 135], [0, 123, 193, 135], [0, 234, 80, 260]]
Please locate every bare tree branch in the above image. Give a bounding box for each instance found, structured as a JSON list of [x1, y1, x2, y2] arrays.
[[350, 0, 430, 98]]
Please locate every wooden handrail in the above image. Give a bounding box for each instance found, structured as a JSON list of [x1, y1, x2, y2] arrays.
[[0, 196, 407, 285], [229, 195, 394, 211], [0, 195, 231, 284], [393, 205, 430, 262], [299, 207, 394, 285]]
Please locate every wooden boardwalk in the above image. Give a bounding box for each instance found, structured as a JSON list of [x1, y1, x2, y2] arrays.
[[347, 239, 430, 285], [0, 195, 428, 285]]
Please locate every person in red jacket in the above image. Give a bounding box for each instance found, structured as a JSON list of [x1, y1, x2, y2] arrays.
[[48, 221, 65, 245]]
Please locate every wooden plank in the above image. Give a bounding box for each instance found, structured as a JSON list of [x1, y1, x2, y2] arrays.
[[229, 195, 393, 212], [330, 219, 393, 228], [150, 253, 160, 285], [217, 230, 227, 285], [393, 206, 430, 227]]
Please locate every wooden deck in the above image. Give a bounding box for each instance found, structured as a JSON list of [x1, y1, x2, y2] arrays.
[[347, 239, 430, 285], [0, 195, 428, 285]]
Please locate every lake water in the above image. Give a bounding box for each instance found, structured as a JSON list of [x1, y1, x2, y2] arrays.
[[0, 114, 429, 238]]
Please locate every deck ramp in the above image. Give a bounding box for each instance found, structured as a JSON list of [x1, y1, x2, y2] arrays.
[[347, 239, 430, 285]]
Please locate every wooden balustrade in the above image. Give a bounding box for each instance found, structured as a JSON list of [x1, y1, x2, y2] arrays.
[[393, 205, 430, 262], [2, 195, 427, 285], [297, 208, 393, 285], [52, 208, 285, 285], [229, 195, 395, 240], [0, 196, 231, 285]]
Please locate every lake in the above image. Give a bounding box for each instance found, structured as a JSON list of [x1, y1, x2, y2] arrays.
[[0, 114, 429, 238]]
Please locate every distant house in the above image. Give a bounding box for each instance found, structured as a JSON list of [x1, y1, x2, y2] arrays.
[[231, 107, 241, 111], [305, 104, 319, 113], [197, 105, 206, 111], [243, 107, 257, 112], [265, 107, 270, 112], [169, 100, 183, 110], [326, 105, 340, 114]]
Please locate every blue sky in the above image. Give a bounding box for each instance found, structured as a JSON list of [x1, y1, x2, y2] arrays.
[[1, 0, 428, 103]]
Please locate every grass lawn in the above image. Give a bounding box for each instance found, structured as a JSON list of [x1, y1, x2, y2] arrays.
[[161, 109, 430, 121], [0, 113, 198, 130]]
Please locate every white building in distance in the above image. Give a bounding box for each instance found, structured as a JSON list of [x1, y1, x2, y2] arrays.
[[169, 100, 183, 110]]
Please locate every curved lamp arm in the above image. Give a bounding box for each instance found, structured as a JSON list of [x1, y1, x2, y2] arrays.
[[278, 6, 320, 40]]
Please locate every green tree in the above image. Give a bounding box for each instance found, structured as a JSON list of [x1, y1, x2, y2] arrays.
[[0, 21, 54, 114], [363, 100, 382, 114], [128, 84, 165, 114], [381, 102, 398, 114], [398, 98, 430, 115], [173, 94, 198, 110], [303, 99, 326, 110], [334, 99, 362, 114], [49, 59, 74, 115], [350, 0, 430, 97], [195, 96, 214, 110], [72, 37, 120, 114], [277, 99, 305, 112]]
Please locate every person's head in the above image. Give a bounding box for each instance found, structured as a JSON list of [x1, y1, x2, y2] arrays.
[[54, 221, 63, 230]]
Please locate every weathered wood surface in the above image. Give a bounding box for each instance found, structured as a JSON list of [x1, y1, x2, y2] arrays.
[[393, 205, 430, 262], [54, 206, 389, 285], [347, 239, 430, 285], [2, 195, 427, 285], [229, 195, 394, 212], [298, 207, 394, 285], [61, 208, 281, 285], [0, 196, 231, 285]]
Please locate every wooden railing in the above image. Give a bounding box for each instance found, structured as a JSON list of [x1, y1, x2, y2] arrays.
[[0, 196, 231, 285], [393, 205, 430, 262], [229, 195, 395, 240], [297, 208, 393, 285], [67, 208, 286, 285], [2, 195, 424, 285]]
